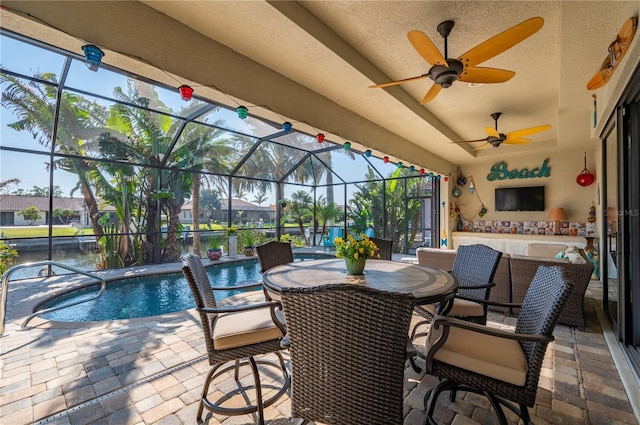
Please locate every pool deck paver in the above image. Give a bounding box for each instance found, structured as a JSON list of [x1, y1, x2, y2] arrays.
[[1, 255, 639, 424]]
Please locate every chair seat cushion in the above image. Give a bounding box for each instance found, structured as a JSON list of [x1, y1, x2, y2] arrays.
[[428, 325, 528, 386], [213, 307, 284, 350], [422, 298, 484, 318]]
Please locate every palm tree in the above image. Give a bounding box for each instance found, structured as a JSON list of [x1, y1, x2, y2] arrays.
[[1, 72, 109, 253], [0, 178, 20, 195], [252, 191, 268, 206], [315, 195, 341, 237], [290, 190, 313, 245]]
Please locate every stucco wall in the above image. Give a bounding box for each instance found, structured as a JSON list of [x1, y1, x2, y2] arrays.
[[451, 150, 598, 226]]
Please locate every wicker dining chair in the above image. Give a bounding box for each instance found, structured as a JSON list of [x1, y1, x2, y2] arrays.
[[370, 237, 393, 261], [181, 254, 290, 424], [256, 240, 294, 273], [279, 284, 415, 425], [422, 265, 571, 425], [256, 240, 294, 301], [411, 244, 502, 340]]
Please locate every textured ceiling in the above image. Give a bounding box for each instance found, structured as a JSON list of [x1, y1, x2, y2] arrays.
[[2, 1, 639, 173]]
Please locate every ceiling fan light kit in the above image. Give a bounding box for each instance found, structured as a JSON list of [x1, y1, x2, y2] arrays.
[[369, 17, 544, 103]]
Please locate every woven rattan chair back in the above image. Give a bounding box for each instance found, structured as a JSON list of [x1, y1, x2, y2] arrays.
[[515, 265, 572, 399], [182, 253, 218, 361], [424, 265, 571, 425], [370, 237, 393, 261], [181, 253, 290, 424], [256, 241, 294, 273], [451, 244, 502, 301], [280, 284, 414, 425]]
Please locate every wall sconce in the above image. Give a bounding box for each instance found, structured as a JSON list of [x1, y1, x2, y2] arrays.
[[548, 207, 568, 235], [81, 44, 104, 71]]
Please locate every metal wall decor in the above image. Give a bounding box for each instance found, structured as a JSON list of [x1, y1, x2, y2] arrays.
[[487, 159, 551, 181]]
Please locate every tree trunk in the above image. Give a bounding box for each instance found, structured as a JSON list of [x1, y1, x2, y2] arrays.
[[192, 176, 201, 256], [162, 199, 184, 262], [143, 176, 157, 264]]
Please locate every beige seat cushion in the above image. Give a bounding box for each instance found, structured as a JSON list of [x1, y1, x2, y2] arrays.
[[526, 243, 568, 258], [428, 324, 528, 386], [213, 307, 284, 350], [422, 298, 484, 318]]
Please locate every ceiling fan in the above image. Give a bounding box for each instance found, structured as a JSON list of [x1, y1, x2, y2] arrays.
[[456, 112, 551, 150], [369, 17, 544, 103]]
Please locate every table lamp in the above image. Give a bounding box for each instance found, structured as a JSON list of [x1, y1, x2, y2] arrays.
[[548, 207, 568, 235]]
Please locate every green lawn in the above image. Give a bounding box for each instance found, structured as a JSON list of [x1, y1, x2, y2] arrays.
[[0, 226, 89, 238], [0, 222, 304, 239]]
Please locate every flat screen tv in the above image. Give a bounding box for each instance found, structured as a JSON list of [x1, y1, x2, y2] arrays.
[[495, 186, 545, 211]]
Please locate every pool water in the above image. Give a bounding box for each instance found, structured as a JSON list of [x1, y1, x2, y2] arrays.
[[35, 260, 253, 322], [37, 255, 329, 322]]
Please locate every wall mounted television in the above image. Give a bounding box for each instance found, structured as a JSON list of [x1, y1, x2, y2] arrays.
[[495, 186, 545, 211]]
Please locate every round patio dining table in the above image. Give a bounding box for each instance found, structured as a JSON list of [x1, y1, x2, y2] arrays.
[[262, 258, 457, 305]]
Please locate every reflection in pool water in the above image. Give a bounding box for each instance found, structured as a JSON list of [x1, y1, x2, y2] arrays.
[[36, 255, 325, 322]]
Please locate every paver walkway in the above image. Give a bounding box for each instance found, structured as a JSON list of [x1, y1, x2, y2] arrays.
[[1, 261, 638, 424]]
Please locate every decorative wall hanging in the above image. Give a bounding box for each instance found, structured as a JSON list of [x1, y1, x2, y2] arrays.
[[441, 202, 448, 247], [454, 174, 487, 221], [456, 167, 467, 186], [587, 17, 637, 90], [576, 152, 595, 187], [487, 159, 551, 181]]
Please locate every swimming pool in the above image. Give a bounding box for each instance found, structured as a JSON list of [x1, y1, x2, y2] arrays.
[[36, 255, 329, 322]]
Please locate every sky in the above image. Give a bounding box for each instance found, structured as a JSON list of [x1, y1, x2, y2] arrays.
[[1, 33, 412, 205]]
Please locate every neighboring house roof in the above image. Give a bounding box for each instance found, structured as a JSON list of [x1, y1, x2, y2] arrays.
[[182, 198, 273, 212], [0, 195, 116, 212], [0, 195, 86, 211]]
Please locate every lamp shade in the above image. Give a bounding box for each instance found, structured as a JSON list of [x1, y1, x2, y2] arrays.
[[547, 208, 568, 221]]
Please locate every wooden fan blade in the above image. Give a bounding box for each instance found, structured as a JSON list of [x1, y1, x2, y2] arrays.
[[458, 67, 515, 83], [408, 30, 447, 66], [507, 124, 551, 139], [485, 127, 500, 138], [369, 74, 429, 88], [453, 138, 488, 144], [503, 137, 532, 145], [474, 142, 492, 150], [458, 17, 544, 67], [421, 84, 442, 104]]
